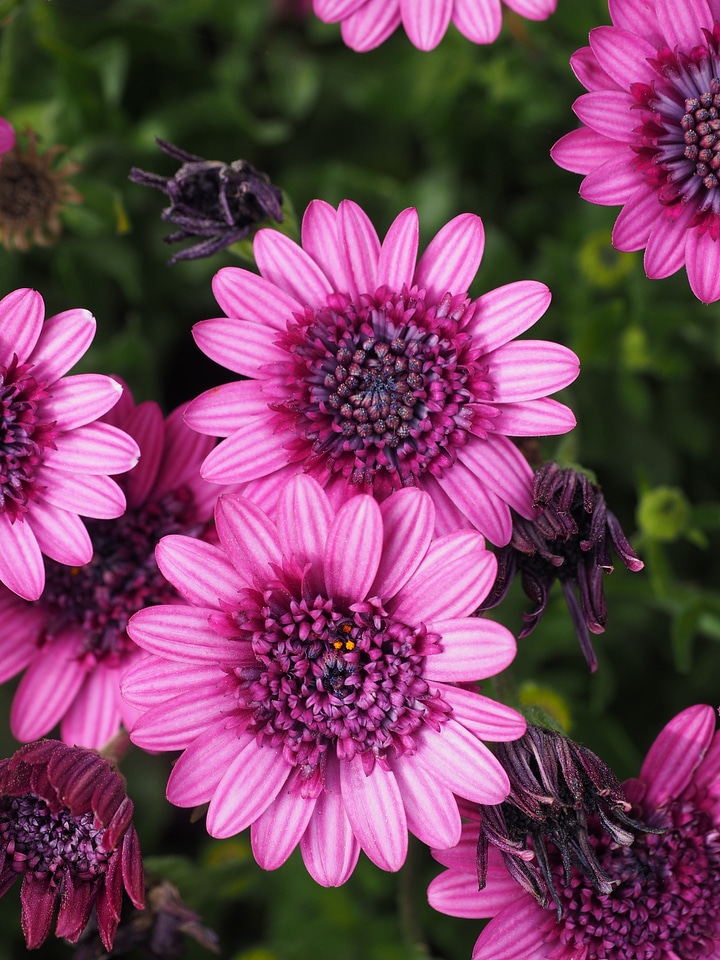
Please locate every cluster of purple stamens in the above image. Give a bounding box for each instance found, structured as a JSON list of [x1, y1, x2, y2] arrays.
[[36, 487, 199, 666], [277, 285, 493, 492], [0, 793, 109, 882], [682, 81, 720, 188], [0, 358, 54, 522], [236, 586, 449, 777], [541, 790, 720, 959]]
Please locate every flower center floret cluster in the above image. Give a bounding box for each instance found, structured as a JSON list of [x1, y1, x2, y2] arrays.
[[124, 474, 526, 885], [184, 201, 579, 546]]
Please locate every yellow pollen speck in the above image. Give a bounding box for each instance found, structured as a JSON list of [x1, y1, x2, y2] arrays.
[[341, 623, 352, 633], [69, 567, 80, 576], [345, 640, 355, 651], [332, 641, 343, 650]]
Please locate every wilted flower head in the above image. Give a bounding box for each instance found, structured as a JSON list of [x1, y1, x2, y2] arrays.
[[0, 126, 81, 252], [552, 0, 720, 303], [0, 739, 144, 951], [476, 724, 652, 915], [479, 463, 643, 670], [129, 139, 283, 264], [429, 704, 720, 960], [312, 0, 557, 52], [184, 200, 579, 547], [124, 475, 526, 886]]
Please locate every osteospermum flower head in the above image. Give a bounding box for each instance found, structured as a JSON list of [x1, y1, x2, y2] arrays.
[[0, 739, 144, 951], [184, 201, 579, 546], [0, 385, 221, 749], [312, 0, 557, 52], [0, 288, 139, 601], [124, 474, 526, 885], [429, 704, 720, 960], [551, 0, 720, 303]]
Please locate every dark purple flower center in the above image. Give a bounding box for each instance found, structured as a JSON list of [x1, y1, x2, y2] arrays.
[[0, 357, 55, 523], [633, 26, 720, 230], [0, 793, 109, 882], [234, 583, 450, 777], [275, 286, 495, 495], [540, 787, 720, 959], [36, 487, 200, 666]]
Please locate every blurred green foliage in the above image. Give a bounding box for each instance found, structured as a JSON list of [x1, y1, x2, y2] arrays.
[[2, 0, 720, 957]]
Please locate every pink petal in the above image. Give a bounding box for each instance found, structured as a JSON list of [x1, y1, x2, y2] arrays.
[[276, 474, 334, 567], [130, 687, 231, 751], [212, 267, 302, 330], [414, 721, 510, 803], [121, 654, 221, 709], [324, 495, 382, 604], [206, 740, 293, 838], [485, 340, 580, 402], [551, 127, 620, 176], [29, 308, 96, 382], [340, 755, 407, 871], [215, 494, 282, 582], [251, 769, 318, 870], [573, 90, 637, 142], [504, 0, 556, 16], [200, 420, 291, 484], [452, 0, 501, 43], [38, 470, 126, 519], [300, 757, 361, 886], [467, 280, 551, 354], [0, 594, 42, 683], [685, 227, 720, 303], [434, 460, 513, 546], [337, 199, 381, 296], [152, 405, 217, 502], [472, 903, 549, 960], [121, 401, 164, 506], [435, 684, 526, 741], [457, 435, 535, 517], [192, 317, 286, 378], [655, 0, 712, 49], [156, 535, 241, 607], [166, 724, 249, 806], [0, 116, 15, 153], [570, 46, 621, 93], [301, 200, 351, 292], [608, 0, 661, 37], [60, 667, 122, 749], [612, 182, 664, 251], [390, 531, 495, 621], [492, 397, 577, 436], [579, 150, 641, 205], [0, 288, 44, 368], [401, 0, 453, 50], [424, 618, 517, 681], [420, 472, 475, 536], [371, 488, 435, 599], [314, 0, 366, 20], [428, 868, 489, 919], [44, 423, 139, 475], [414, 214, 485, 302], [26, 500, 93, 566], [254, 229, 333, 306], [45, 375, 124, 431], [0, 515, 44, 600], [588, 26, 656, 88], [128, 606, 243, 663], [376, 207, 419, 290], [391, 756, 461, 849], [10, 632, 87, 740], [640, 703, 716, 810], [644, 203, 694, 279], [340, 0, 402, 50]]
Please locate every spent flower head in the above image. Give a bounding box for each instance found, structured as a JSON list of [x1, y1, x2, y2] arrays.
[[479, 462, 643, 670], [0, 739, 143, 951], [129, 139, 283, 264]]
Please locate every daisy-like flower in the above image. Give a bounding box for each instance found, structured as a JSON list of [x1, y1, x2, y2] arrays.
[[429, 704, 720, 960], [0, 739, 144, 951], [312, 0, 557, 52], [124, 474, 526, 885], [551, 0, 720, 304], [184, 201, 579, 547], [0, 288, 139, 602], [0, 386, 220, 749]]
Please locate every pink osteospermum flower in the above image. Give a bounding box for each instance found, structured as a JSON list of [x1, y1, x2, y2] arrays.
[[0, 117, 15, 157], [124, 474, 526, 885], [0, 385, 221, 749], [551, 0, 720, 304], [0, 288, 139, 601], [312, 0, 557, 52], [184, 201, 579, 547], [429, 704, 720, 960], [0, 739, 144, 951]]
